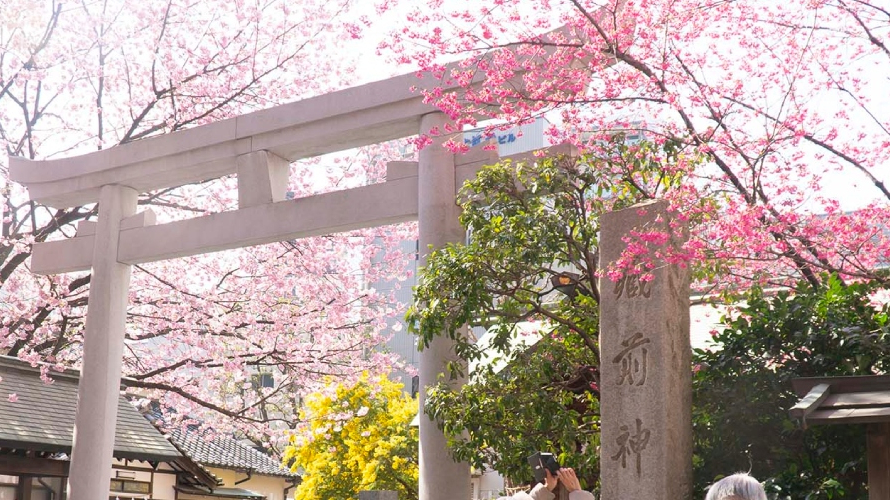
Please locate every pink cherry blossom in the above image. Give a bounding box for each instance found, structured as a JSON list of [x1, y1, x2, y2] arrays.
[[381, 0, 890, 295], [0, 0, 417, 451]]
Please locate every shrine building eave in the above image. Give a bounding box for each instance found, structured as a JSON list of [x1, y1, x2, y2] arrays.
[[791, 375, 890, 428]]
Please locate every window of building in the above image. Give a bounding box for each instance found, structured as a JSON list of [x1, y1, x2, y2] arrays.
[[252, 371, 274, 388], [109, 478, 151, 495]]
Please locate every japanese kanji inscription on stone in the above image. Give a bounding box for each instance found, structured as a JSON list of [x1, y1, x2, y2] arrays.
[[599, 199, 692, 500]]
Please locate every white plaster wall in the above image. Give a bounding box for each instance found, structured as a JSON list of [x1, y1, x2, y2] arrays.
[[207, 469, 295, 500], [108, 460, 179, 500], [33, 476, 64, 500], [100, 461, 294, 500], [473, 470, 505, 499], [151, 470, 177, 500]]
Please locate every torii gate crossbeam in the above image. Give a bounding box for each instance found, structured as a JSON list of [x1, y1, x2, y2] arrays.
[[8, 61, 576, 499], [11, 67, 480, 500], [8, 15, 609, 497]]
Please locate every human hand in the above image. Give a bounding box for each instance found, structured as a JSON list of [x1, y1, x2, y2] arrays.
[[557, 468, 582, 492], [544, 469, 559, 491]]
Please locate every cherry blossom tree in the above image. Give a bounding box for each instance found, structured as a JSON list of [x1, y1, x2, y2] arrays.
[[0, 0, 413, 450], [382, 0, 890, 294], [378, 1, 890, 493]]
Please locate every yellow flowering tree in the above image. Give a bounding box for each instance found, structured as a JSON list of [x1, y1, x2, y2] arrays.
[[284, 372, 419, 500]]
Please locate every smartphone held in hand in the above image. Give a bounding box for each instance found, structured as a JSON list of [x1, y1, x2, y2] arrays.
[[527, 452, 560, 483]]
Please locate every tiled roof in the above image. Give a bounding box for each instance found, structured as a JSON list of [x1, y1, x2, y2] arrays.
[[170, 428, 299, 479], [0, 356, 182, 461]]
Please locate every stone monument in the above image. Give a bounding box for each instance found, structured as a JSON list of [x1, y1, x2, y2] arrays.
[[598, 199, 691, 500]]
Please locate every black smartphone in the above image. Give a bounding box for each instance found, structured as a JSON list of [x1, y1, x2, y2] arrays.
[[527, 452, 560, 483]]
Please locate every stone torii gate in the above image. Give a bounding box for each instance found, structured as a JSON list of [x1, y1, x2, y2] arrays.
[[8, 69, 507, 500], [7, 12, 632, 497]]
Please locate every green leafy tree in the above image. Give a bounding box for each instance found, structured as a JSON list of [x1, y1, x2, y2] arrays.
[[408, 135, 890, 498], [283, 372, 419, 500], [694, 275, 890, 499], [408, 140, 695, 489]]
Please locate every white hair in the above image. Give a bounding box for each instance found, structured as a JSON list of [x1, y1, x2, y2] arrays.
[[705, 473, 767, 500]]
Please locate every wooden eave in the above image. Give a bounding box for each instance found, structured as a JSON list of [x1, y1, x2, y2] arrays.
[[791, 375, 890, 427]]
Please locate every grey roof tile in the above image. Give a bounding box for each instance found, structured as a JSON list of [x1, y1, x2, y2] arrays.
[[170, 428, 298, 479], [0, 356, 181, 461]]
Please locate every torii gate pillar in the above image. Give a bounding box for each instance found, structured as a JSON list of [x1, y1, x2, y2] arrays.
[[417, 112, 471, 500], [8, 70, 535, 499], [68, 184, 138, 500]]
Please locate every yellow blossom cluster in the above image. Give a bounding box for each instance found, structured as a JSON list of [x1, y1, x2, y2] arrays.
[[283, 371, 419, 500]]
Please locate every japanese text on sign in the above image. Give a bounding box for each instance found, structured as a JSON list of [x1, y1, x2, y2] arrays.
[[612, 332, 650, 386], [613, 274, 652, 299], [611, 418, 651, 476]]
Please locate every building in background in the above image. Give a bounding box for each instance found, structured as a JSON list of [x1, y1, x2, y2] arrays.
[[0, 356, 299, 500], [170, 429, 300, 500], [463, 118, 549, 156]]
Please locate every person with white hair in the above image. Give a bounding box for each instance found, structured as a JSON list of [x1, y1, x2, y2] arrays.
[[704, 472, 768, 500], [499, 468, 595, 500]]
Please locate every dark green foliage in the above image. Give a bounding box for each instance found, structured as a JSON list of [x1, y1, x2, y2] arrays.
[[694, 275, 890, 499], [426, 333, 602, 487], [407, 140, 693, 490], [409, 136, 888, 497], [408, 134, 889, 498]]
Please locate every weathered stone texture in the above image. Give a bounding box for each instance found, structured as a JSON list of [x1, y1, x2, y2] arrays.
[[599, 200, 692, 500]]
